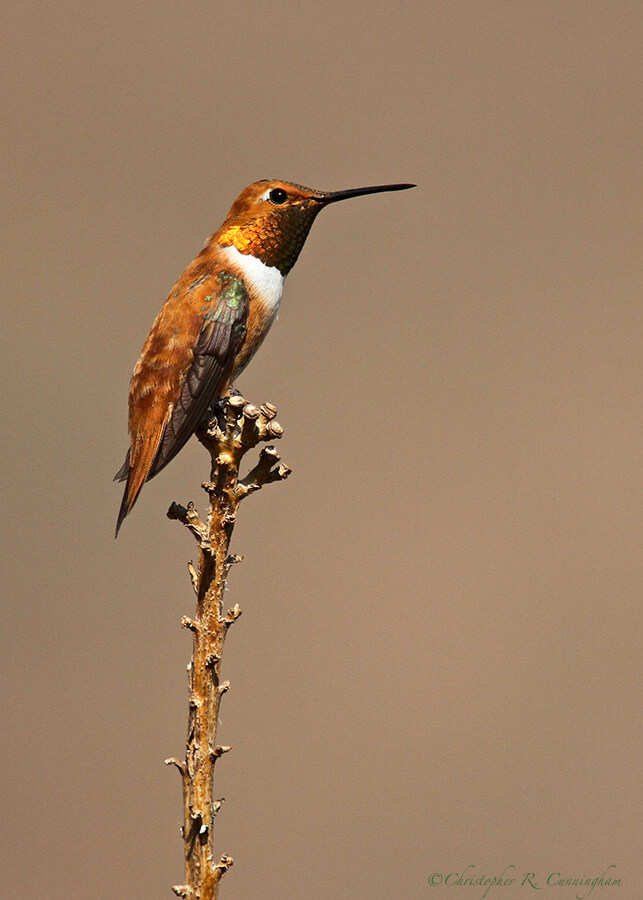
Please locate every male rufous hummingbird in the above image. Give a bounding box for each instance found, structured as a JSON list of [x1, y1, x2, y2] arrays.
[[115, 179, 415, 535]]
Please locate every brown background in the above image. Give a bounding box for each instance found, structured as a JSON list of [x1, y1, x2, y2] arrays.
[[1, 2, 640, 898]]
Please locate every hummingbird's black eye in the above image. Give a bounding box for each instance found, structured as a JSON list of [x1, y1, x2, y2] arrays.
[[269, 188, 288, 204]]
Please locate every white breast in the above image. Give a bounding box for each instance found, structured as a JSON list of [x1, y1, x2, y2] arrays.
[[220, 244, 284, 313]]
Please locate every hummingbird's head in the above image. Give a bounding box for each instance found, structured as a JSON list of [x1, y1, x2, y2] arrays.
[[216, 180, 415, 275]]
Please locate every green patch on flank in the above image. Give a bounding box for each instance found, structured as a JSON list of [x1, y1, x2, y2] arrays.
[[217, 271, 248, 310]]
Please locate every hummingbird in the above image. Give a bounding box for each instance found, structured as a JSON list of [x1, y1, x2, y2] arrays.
[[115, 179, 415, 535]]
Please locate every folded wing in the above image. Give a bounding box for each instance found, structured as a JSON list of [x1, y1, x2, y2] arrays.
[[115, 274, 249, 535]]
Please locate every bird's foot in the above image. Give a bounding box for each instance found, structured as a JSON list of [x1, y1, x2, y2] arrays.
[[202, 397, 227, 432], [202, 390, 242, 432]]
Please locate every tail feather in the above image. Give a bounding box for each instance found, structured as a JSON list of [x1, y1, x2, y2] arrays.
[[114, 448, 131, 482], [115, 473, 134, 538], [114, 429, 166, 537], [115, 462, 151, 537]]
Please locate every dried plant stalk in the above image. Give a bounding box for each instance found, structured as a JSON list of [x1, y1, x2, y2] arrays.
[[165, 395, 291, 900]]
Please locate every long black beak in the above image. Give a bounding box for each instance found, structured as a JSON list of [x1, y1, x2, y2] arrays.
[[317, 183, 416, 205]]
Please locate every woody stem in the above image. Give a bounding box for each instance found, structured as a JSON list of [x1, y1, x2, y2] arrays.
[[166, 395, 291, 900]]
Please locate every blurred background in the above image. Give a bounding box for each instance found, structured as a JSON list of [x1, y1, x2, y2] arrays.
[[1, 2, 640, 898]]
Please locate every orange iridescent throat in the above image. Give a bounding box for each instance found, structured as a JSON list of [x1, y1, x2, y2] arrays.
[[217, 204, 322, 275]]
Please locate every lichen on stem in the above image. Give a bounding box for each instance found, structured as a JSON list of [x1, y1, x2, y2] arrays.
[[165, 394, 291, 899]]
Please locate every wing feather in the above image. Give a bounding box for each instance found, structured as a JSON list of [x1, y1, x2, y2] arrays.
[[146, 283, 248, 479], [115, 270, 248, 535]]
